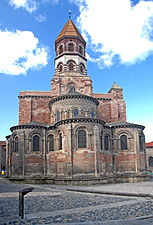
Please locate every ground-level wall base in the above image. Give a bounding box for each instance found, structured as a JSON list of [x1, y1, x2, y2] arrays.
[[6, 174, 149, 185]]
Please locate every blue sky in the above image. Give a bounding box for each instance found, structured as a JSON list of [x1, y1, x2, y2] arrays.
[[0, 0, 153, 142]]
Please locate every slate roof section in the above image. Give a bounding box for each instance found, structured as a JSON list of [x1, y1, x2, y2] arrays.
[[49, 91, 99, 108], [106, 121, 145, 130], [56, 19, 85, 43]]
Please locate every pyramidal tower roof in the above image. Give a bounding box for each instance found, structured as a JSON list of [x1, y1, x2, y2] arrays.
[[56, 19, 85, 43], [108, 82, 122, 93]]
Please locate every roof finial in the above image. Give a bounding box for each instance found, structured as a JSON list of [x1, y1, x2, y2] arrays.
[[69, 10, 71, 19]]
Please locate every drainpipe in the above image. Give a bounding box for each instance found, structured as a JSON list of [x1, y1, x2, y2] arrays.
[[71, 123, 73, 178]]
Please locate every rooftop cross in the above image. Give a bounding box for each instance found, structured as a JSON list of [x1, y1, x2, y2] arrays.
[[69, 10, 71, 19]]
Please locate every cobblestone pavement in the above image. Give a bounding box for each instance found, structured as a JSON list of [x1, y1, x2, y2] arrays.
[[0, 178, 153, 225]]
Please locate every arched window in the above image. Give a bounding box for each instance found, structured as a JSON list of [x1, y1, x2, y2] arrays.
[[80, 63, 85, 73], [14, 136, 19, 152], [57, 63, 63, 72], [57, 111, 60, 122], [139, 134, 143, 151], [69, 62, 74, 71], [149, 157, 153, 167], [91, 111, 94, 118], [68, 43, 74, 52], [59, 133, 62, 150], [67, 110, 70, 118], [120, 135, 128, 150], [33, 135, 40, 152], [74, 109, 78, 117], [68, 84, 76, 93], [59, 45, 63, 54], [100, 134, 103, 150], [48, 135, 54, 151], [78, 130, 86, 148], [79, 45, 83, 55], [104, 135, 109, 150]]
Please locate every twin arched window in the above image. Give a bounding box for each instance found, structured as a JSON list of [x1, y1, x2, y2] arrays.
[[120, 135, 128, 150], [78, 130, 86, 148]]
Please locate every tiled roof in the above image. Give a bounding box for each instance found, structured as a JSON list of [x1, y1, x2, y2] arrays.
[[108, 82, 122, 93], [0, 141, 6, 146], [146, 142, 153, 147], [56, 19, 85, 43]]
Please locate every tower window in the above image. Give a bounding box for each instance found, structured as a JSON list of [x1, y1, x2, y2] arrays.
[[57, 63, 63, 72], [68, 43, 74, 52], [68, 84, 76, 93], [69, 62, 74, 71], [78, 130, 86, 148], [59, 45, 63, 54], [33, 135, 40, 152], [120, 135, 128, 150], [48, 134, 54, 151], [79, 45, 83, 55], [80, 63, 85, 73]]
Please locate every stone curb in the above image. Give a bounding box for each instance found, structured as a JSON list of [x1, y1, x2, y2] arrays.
[[66, 188, 153, 199]]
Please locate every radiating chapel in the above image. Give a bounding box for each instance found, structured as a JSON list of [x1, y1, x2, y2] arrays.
[[6, 18, 147, 182]]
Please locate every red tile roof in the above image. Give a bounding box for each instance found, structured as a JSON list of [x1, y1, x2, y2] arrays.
[[146, 142, 153, 147], [56, 19, 85, 43]]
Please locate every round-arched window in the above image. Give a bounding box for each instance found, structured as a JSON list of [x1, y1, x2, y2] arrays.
[[33, 135, 40, 152], [68, 43, 74, 52], [78, 130, 86, 148], [120, 135, 128, 150], [74, 109, 78, 117], [48, 134, 54, 151], [59, 45, 63, 54], [79, 45, 83, 55]]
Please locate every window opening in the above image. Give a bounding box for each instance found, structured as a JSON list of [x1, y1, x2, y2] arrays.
[[68, 43, 74, 52], [74, 109, 78, 117], [14, 136, 19, 152], [59, 133, 62, 150], [59, 45, 63, 54], [104, 135, 109, 150], [48, 135, 54, 151], [57, 111, 60, 121], [120, 135, 128, 150], [149, 157, 153, 167], [78, 130, 86, 148], [33, 135, 40, 151]]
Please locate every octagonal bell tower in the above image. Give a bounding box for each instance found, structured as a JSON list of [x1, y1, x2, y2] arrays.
[[51, 16, 92, 97]]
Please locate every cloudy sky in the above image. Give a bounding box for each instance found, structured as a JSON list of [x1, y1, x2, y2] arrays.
[[0, 0, 153, 142]]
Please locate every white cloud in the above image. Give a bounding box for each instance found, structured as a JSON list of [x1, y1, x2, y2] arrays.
[[72, 0, 153, 67], [9, 0, 37, 13], [35, 14, 47, 22], [0, 29, 48, 75]]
